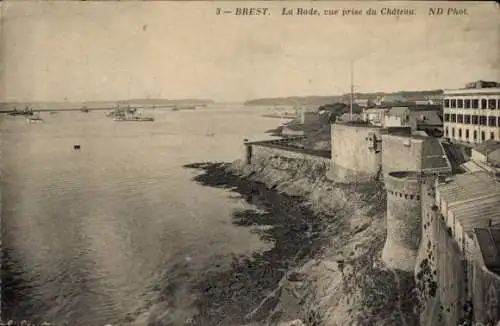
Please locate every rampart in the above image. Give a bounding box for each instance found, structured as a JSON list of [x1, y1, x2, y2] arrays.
[[382, 171, 422, 271], [241, 121, 497, 326], [244, 137, 331, 176], [328, 123, 383, 182]]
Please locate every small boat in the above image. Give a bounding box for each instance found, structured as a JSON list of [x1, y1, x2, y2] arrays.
[[26, 115, 44, 123], [106, 109, 125, 118], [73, 144, 81, 150], [113, 116, 154, 122], [172, 105, 196, 111]]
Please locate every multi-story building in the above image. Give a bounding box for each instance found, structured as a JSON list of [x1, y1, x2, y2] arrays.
[[443, 82, 500, 144]]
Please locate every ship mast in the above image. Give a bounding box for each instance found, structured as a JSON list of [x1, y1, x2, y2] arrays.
[[350, 59, 354, 120]]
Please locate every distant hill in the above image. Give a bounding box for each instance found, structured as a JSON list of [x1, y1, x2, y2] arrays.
[[244, 90, 443, 106], [0, 98, 214, 111], [244, 96, 343, 106]]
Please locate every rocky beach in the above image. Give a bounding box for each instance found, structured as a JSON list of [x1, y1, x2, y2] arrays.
[[180, 153, 420, 325]]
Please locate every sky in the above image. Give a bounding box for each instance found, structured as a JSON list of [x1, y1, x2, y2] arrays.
[[0, 1, 499, 102]]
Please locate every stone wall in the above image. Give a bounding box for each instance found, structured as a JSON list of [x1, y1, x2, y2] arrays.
[[381, 134, 425, 175], [328, 123, 382, 183], [245, 141, 331, 178], [472, 249, 500, 325], [381, 171, 422, 272], [415, 176, 466, 326]]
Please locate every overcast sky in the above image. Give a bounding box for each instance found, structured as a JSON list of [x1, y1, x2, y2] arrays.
[[1, 1, 499, 102]]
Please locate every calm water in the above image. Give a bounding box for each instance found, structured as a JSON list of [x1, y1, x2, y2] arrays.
[[0, 105, 289, 325]]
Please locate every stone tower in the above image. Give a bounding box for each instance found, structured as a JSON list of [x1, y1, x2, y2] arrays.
[[382, 171, 422, 271]]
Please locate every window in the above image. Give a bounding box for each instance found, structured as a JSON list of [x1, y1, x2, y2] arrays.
[[482, 131, 486, 141], [464, 99, 471, 109], [444, 113, 450, 122], [472, 115, 479, 124], [481, 99, 487, 109], [457, 114, 464, 123], [491, 132, 495, 140], [451, 114, 457, 123], [445, 127, 448, 137], [472, 99, 479, 108], [480, 116, 488, 126], [444, 99, 450, 108], [489, 116, 496, 126], [465, 129, 469, 139], [452, 128, 455, 137], [474, 130, 477, 140], [457, 99, 464, 108], [451, 99, 457, 108], [465, 115, 471, 124], [488, 99, 497, 110], [458, 128, 462, 138]]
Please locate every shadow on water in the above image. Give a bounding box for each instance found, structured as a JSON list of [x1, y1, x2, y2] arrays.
[[137, 162, 332, 326]]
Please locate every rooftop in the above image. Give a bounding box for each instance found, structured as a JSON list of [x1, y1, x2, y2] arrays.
[[443, 87, 500, 96], [364, 108, 389, 114], [422, 138, 451, 172], [438, 172, 500, 234], [473, 140, 500, 156], [474, 227, 500, 276]]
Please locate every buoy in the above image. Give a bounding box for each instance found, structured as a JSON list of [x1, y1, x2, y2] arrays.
[[74, 144, 81, 150]]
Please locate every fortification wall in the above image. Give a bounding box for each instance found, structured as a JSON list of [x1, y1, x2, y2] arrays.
[[381, 134, 424, 175], [473, 263, 500, 325], [245, 142, 331, 177], [433, 214, 465, 326], [328, 124, 382, 182], [381, 171, 422, 271]]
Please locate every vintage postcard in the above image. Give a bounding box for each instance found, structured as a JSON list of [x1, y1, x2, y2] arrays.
[[0, 1, 499, 325]]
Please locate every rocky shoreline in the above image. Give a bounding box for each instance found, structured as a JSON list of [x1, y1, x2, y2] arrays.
[[180, 158, 419, 326]]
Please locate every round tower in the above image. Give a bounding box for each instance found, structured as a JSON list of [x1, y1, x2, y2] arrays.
[[382, 171, 422, 272]]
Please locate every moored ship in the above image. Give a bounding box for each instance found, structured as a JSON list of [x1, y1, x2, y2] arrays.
[[26, 114, 44, 123]]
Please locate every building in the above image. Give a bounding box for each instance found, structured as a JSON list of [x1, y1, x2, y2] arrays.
[[383, 106, 442, 131], [337, 113, 362, 122], [362, 108, 389, 127], [384, 107, 414, 128], [471, 140, 500, 164], [461, 140, 500, 175], [443, 83, 500, 144], [300, 110, 321, 125], [426, 94, 443, 105], [353, 98, 374, 109]]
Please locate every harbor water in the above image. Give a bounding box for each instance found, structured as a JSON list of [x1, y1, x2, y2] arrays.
[[0, 106, 291, 325]]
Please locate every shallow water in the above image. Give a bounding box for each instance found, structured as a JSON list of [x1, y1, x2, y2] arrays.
[[0, 106, 292, 325]]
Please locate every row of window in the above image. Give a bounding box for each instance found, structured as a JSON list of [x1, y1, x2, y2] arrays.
[[388, 190, 420, 200], [444, 127, 496, 142], [444, 114, 499, 126], [444, 98, 500, 110]]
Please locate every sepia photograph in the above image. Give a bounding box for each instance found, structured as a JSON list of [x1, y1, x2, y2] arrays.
[[0, 1, 499, 325]]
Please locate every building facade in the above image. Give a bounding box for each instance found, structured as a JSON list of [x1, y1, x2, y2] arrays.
[[443, 85, 500, 144]]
